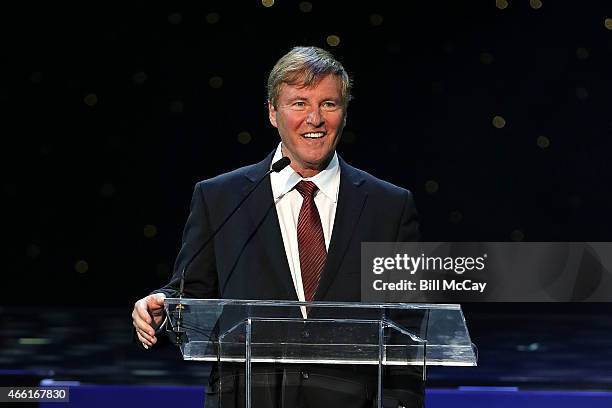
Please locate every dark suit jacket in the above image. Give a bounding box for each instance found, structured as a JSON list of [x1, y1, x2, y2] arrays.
[[158, 151, 418, 301], [156, 151, 423, 407]]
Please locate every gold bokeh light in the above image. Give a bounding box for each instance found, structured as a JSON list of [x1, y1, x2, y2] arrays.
[[75, 260, 89, 274], [480, 52, 494, 65], [537, 136, 550, 149], [144, 224, 157, 238], [237, 131, 252, 145], [168, 13, 182, 25], [326, 35, 341, 47], [492, 115, 506, 129], [529, 0, 542, 10], [209, 76, 223, 89], [425, 180, 439, 194], [496, 0, 508, 10], [299, 2, 312, 13], [206, 12, 220, 24], [132, 72, 147, 84], [576, 48, 589, 60], [84, 93, 98, 107], [370, 14, 383, 26], [450, 210, 463, 224], [511, 229, 525, 242]]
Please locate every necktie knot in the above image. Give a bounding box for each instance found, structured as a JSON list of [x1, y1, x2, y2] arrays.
[[295, 180, 318, 199]]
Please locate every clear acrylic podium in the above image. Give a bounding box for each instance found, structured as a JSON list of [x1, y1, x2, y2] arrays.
[[165, 299, 477, 408]]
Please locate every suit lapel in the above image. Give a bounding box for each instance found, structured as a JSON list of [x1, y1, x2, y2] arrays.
[[315, 158, 367, 300], [243, 152, 298, 300]]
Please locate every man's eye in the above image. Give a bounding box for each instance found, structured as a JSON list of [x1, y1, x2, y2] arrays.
[[293, 101, 306, 107], [322, 102, 338, 110]]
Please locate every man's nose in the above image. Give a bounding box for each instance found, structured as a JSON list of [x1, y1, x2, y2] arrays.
[[306, 108, 324, 127]]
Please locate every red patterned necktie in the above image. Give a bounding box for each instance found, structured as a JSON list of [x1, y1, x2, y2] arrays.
[[295, 180, 327, 302]]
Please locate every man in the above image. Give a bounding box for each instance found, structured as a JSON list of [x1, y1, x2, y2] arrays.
[[132, 46, 423, 407]]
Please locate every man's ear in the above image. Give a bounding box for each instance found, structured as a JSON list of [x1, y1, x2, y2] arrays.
[[268, 101, 278, 128]]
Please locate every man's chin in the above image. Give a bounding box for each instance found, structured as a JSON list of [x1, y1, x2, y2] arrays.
[[303, 155, 333, 171]]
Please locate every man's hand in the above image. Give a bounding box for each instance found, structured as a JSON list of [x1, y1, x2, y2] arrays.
[[132, 293, 166, 349]]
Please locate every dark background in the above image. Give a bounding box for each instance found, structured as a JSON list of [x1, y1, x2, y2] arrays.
[[2, 0, 612, 391], [3, 1, 612, 307]]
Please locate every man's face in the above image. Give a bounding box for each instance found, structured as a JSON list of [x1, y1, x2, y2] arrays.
[[268, 74, 346, 177]]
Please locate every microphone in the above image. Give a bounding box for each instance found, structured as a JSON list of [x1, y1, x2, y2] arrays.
[[172, 156, 290, 341], [271, 156, 291, 173]]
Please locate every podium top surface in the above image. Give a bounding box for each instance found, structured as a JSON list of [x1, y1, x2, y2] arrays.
[[165, 298, 461, 310]]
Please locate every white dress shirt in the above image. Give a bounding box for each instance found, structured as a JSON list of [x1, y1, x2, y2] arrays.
[[270, 143, 341, 316]]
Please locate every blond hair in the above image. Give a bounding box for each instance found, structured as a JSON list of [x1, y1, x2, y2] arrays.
[[267, 46, 352, 108]]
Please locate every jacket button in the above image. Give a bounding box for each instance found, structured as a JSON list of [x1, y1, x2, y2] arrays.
[[301, 371, 309, 379]]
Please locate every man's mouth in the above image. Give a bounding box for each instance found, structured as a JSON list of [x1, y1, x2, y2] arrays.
[[302, 132, 325, 139]]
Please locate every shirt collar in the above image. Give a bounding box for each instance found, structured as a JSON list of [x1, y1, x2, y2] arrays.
[[270, 142, 340, 202]]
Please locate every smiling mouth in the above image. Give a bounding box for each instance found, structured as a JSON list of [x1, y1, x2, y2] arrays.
[[302, 132, 325, 139]]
